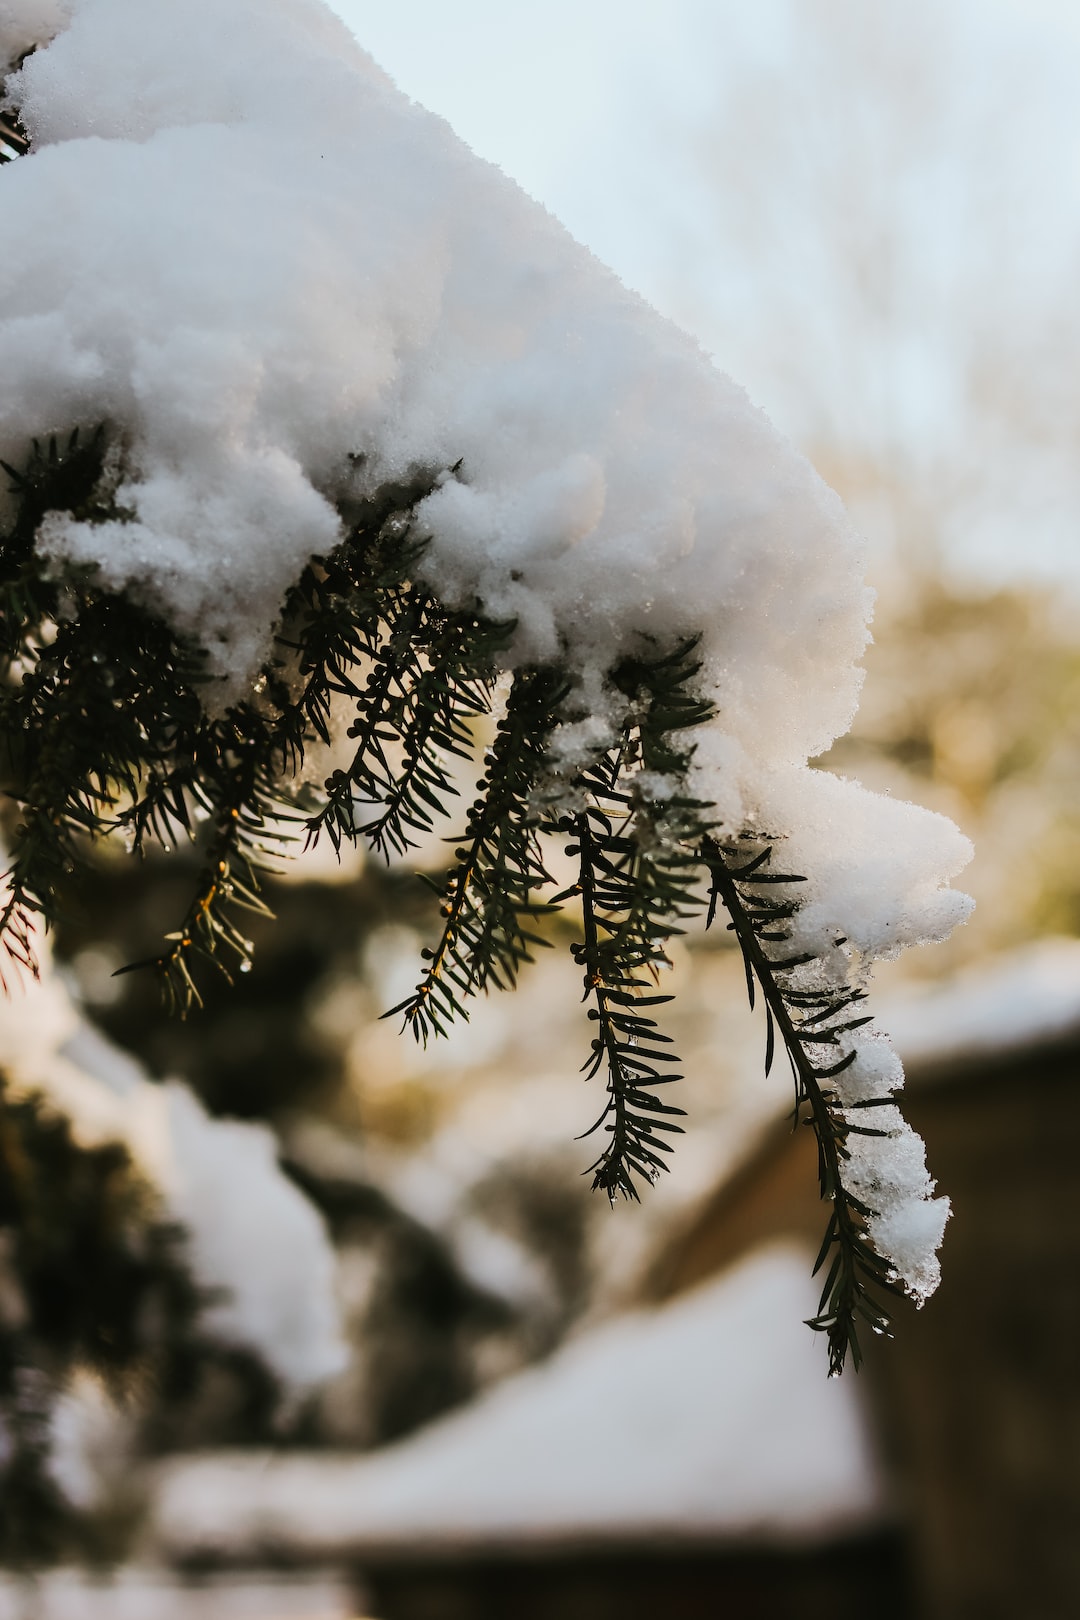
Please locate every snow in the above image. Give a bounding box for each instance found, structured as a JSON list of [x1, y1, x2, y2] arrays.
[[152, 1242, 887, 1560], [885, 937, 1080, 1070], [0, 1570, 358, 1620], [0, 0, 972, 1301], [46, 1370, 134, 1512], [0, 925, 347, 1397]]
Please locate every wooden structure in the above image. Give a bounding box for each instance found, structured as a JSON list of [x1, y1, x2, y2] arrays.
[[648, 1017, 1080, 1620]]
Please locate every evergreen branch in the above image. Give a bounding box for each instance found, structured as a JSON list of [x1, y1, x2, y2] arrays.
[[0, 445, 468, 990], [114, 707, 287, 1014], [567, 803, 687, 1202], [0, 429, 108, 661], [356, 605, 502, 861], [0, 589, 205, 978], [562, 639, 712, 1200], [265, 471, 452, 768], [304, 583, 429, 854], [294, 474, 508, 862], [388, 665, 569, 1041], [273, 480, 439, 793], [703, 835, 896, 1374]]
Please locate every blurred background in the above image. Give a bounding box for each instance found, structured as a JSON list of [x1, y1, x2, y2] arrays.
[[4, 1, 1080, 1615]]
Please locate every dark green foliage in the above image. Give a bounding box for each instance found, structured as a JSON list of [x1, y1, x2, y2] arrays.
[[0, 1075, 204, 1565], [0, 429, 903, 1373], [0, 429, 209, 988], [703, 839, 898, 1373], [0, 438, 505, 1012], [389, 637, 712, 1202], [388, 664, 569, 1040], [557, 641, 713, 1201]]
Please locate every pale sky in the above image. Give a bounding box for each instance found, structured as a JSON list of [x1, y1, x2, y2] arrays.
[[327, 1, 1080, 591]]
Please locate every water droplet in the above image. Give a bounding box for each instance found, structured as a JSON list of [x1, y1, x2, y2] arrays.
[[238, 959, 252, 974]]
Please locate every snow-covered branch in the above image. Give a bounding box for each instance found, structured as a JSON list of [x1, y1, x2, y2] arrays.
[[0, 0, 973, 1367]]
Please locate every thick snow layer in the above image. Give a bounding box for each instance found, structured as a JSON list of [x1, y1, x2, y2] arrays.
[[152, 1242, 887, 1559], [0, 0, 972, 1300], [0, 935, 347, 1395]]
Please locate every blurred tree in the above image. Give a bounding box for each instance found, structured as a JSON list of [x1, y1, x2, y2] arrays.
[[828, 576, 1080, 956], [654, 0, 1080, 595], [636, 0, 1080, 964], [0, 1080, 204, 1566]]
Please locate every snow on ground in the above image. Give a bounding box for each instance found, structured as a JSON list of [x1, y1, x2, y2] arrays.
[[152, 1241, 887, 1561], [0, 1570, 360, 1620], [0, 0, 972, 1303]]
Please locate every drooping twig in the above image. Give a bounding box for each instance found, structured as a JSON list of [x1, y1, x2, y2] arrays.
[[703, 836, 899, 1373]]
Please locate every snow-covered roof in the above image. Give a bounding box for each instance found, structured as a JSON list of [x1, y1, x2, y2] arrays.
[[152, 1242, 887, 1562], [0, 1571, 356, 1620], [884, 938, 1080, 1077]]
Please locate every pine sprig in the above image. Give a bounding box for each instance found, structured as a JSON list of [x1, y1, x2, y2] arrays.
[[357, 603, 505, 861], [702, 835, 898, 1374], [389, 664, 570, 1041], [289, 477, 511, 861], [0, 433, 208, 981], [560, 639, 713, 1201], [0, 429, 109, 658], [0, 436, 485, 1005], [565, 794, 688, 1202], [305, 585, 505, 862], [114, 706, 289, 1013]]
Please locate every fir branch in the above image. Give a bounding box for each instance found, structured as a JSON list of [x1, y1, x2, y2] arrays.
[[302, 582, 428, 854], [702, 835, 896, 1374], [294, 475, 508, 862], [0, 429, 108, 660], [267, 477, 438, 788], [0, 584, 205, 982], [0, 444, 468, 993], [562, 639, 713, 1200], [114, 706, 288, 1014], [565, 798, 688, 1202], [356, 601, 504, 861], [388, 664, 570, 1041]]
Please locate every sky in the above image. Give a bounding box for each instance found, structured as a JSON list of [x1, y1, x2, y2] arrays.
[[327, 0, 1080, 594]]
